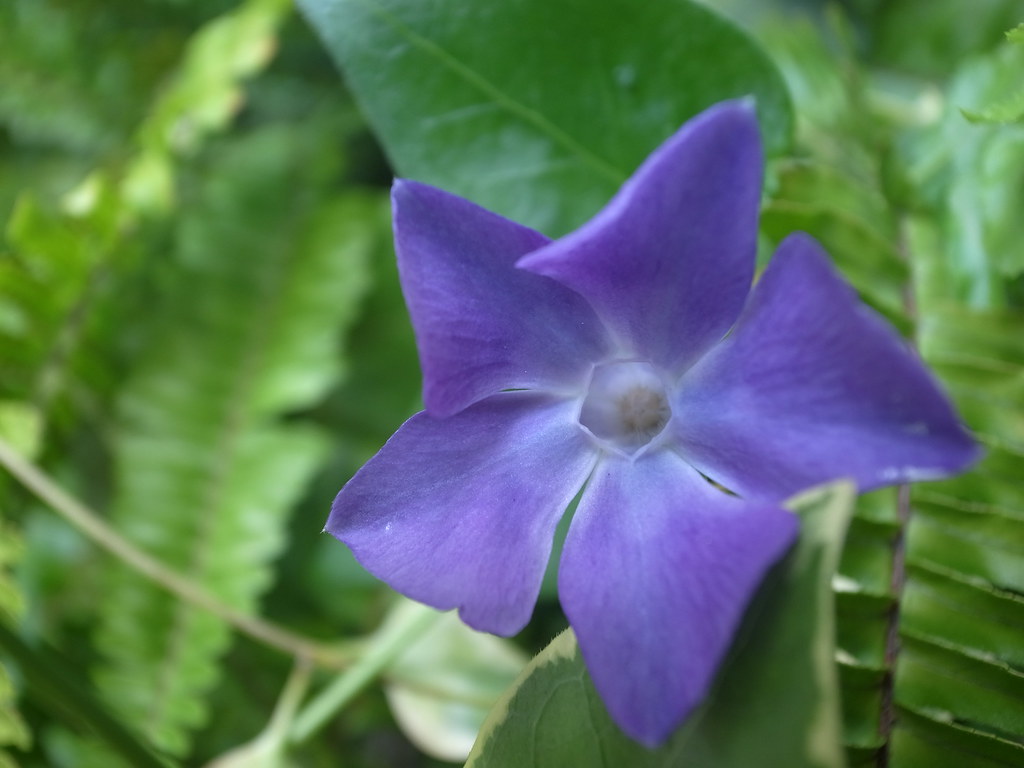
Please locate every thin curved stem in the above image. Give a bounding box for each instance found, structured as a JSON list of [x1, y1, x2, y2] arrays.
[[0, 437, 351, 670], [289, 603, 442, 744]]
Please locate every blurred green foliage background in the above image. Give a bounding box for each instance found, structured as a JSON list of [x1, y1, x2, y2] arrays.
[[0, 0, 436, 763], [1, 0, 1022, 766]]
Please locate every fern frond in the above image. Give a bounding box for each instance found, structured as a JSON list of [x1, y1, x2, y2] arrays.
[[0, 404, 41, 766], [0, 190, 122, 434], [0, 519, 30, 765], [93, 126, 381, 756], [762, 160, 909, 327], [835, 300, 1024, 765]]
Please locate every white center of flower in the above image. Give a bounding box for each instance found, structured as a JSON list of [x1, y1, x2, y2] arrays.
[[578, 361, 672, 456]]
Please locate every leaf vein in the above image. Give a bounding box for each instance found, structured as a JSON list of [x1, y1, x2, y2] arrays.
[[350, 0, 627, 185]]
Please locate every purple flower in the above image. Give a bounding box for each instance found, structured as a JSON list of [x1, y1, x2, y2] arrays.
[[327, 101, 977, 745]]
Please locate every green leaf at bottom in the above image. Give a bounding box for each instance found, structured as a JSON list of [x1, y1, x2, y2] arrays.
[[466, 482, 856, 768]]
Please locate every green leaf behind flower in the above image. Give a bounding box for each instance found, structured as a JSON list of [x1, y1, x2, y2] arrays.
[[898, 303, 1024, 765], [297, 0, 793, 236], [827, 208, 1024, 766]]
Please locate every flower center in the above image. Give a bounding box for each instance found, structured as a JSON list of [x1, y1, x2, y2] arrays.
[[578, 361, 672, 456]]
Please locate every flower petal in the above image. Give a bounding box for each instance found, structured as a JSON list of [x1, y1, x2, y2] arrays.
[[393, 180, 611, 417], [517, 100, 763, 373], [328, 392, 597, 635], [673, 233, 980, 503], [559, 451, 797, 746]]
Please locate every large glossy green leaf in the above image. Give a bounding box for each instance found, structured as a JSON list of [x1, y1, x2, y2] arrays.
[[466, 483, 855, 768], [298, 0, 793, 235]]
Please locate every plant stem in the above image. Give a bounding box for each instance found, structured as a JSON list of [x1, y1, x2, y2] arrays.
[[268, 657, 315, 738], [288, 602, 441, 744], [877, 483, 910, 768], [0, 437, 350, 669], [877, 215, 919, 766], [203, 657, 315, 767]]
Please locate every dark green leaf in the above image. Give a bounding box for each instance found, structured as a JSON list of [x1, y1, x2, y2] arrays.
[[298, 0, 793, 235], [0, 623, 169, 768], [862, 0, 1022, 78]]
